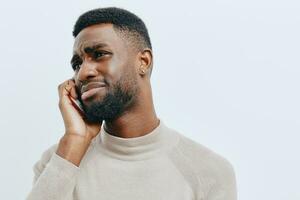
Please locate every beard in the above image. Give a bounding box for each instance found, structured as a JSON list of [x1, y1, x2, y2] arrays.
[[79, 75, 139, 123]]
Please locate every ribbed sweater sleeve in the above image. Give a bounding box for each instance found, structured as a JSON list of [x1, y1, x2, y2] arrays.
[[26, 144, 80, 200]]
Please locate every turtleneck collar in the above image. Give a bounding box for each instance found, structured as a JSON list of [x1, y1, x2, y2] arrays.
[[95, 119, 179, 161]]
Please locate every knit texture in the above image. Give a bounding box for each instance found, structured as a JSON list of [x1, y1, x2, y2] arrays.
[[26, 119, 237, 200]]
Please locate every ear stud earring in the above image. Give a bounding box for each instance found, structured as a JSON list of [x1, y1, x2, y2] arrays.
[[140, 66, 147, 75], [141, 68, 146, 74]]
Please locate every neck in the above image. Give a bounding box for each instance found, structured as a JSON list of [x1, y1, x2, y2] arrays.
[[104, 85, 159, 138]]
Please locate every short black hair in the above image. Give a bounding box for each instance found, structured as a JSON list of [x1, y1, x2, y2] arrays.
[[73, 7, 152, 50]]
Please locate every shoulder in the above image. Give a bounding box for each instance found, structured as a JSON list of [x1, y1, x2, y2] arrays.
[[177, 133, 234, 173], [169, 129, 235, 172], [168, 131, 237, 199]]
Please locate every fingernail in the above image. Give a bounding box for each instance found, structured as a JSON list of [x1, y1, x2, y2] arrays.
[[65, 85, 71, 91]]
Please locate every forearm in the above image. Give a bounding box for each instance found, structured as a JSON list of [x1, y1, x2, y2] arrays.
[[26, 152, 79, 200]]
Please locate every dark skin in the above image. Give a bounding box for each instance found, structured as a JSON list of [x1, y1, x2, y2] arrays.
[[57, 23, 159, 166], [71, 23, 159, 138]]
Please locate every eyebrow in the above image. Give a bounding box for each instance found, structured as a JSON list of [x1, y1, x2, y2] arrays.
[[71, 42, 109, 64], [84, 43, 108, 52]]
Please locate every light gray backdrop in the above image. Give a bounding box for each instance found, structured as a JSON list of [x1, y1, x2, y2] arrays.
[[0, 0, 299, 199]]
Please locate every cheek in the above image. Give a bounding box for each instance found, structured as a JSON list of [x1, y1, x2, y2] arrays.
[[107, 55, 134, 82], [106, 56, 124, 79], [123, 67, 139, 91]]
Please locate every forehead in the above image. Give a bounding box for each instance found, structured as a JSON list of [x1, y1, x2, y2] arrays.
[[73, 23, 124, 53]]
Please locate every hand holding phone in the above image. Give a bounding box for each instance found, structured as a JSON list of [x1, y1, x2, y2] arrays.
[[56, 78, 102, 166]]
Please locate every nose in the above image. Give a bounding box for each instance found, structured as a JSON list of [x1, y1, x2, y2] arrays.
[[77, 59, 98, 82]]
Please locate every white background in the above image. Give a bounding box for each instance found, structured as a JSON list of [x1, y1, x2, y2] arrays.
[[0, 0, 299, 199]]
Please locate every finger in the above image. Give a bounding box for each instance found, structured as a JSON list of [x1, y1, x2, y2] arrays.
[[58, 79, 73, 100], [63, 80, 72, 96], [68, 79, 78, 99]]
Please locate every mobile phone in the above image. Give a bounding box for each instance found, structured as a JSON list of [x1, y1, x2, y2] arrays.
[[69, 95, 86, 117]]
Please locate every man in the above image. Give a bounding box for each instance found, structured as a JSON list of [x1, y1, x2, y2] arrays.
[[27, 7, 237, 200]]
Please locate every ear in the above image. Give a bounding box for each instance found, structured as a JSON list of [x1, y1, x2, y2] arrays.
[[138, 48, 153, 77]]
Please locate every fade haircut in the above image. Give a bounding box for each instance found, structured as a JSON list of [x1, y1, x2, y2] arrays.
[[73, 7, 152, 51]]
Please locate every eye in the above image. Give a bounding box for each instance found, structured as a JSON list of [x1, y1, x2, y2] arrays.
[[73, 64, 80, 71], [71, 60, 82, 71], [93, 51, 107, 59]]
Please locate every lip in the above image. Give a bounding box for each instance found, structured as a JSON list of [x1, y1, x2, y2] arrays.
[[81, 87, 106, 101], [81, 82, 106, 94]]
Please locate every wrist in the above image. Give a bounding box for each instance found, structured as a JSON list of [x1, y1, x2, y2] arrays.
[[56, 134, 91, 166]]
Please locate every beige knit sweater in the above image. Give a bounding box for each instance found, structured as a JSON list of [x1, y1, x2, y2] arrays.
[[26, 119, 237, 200]]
